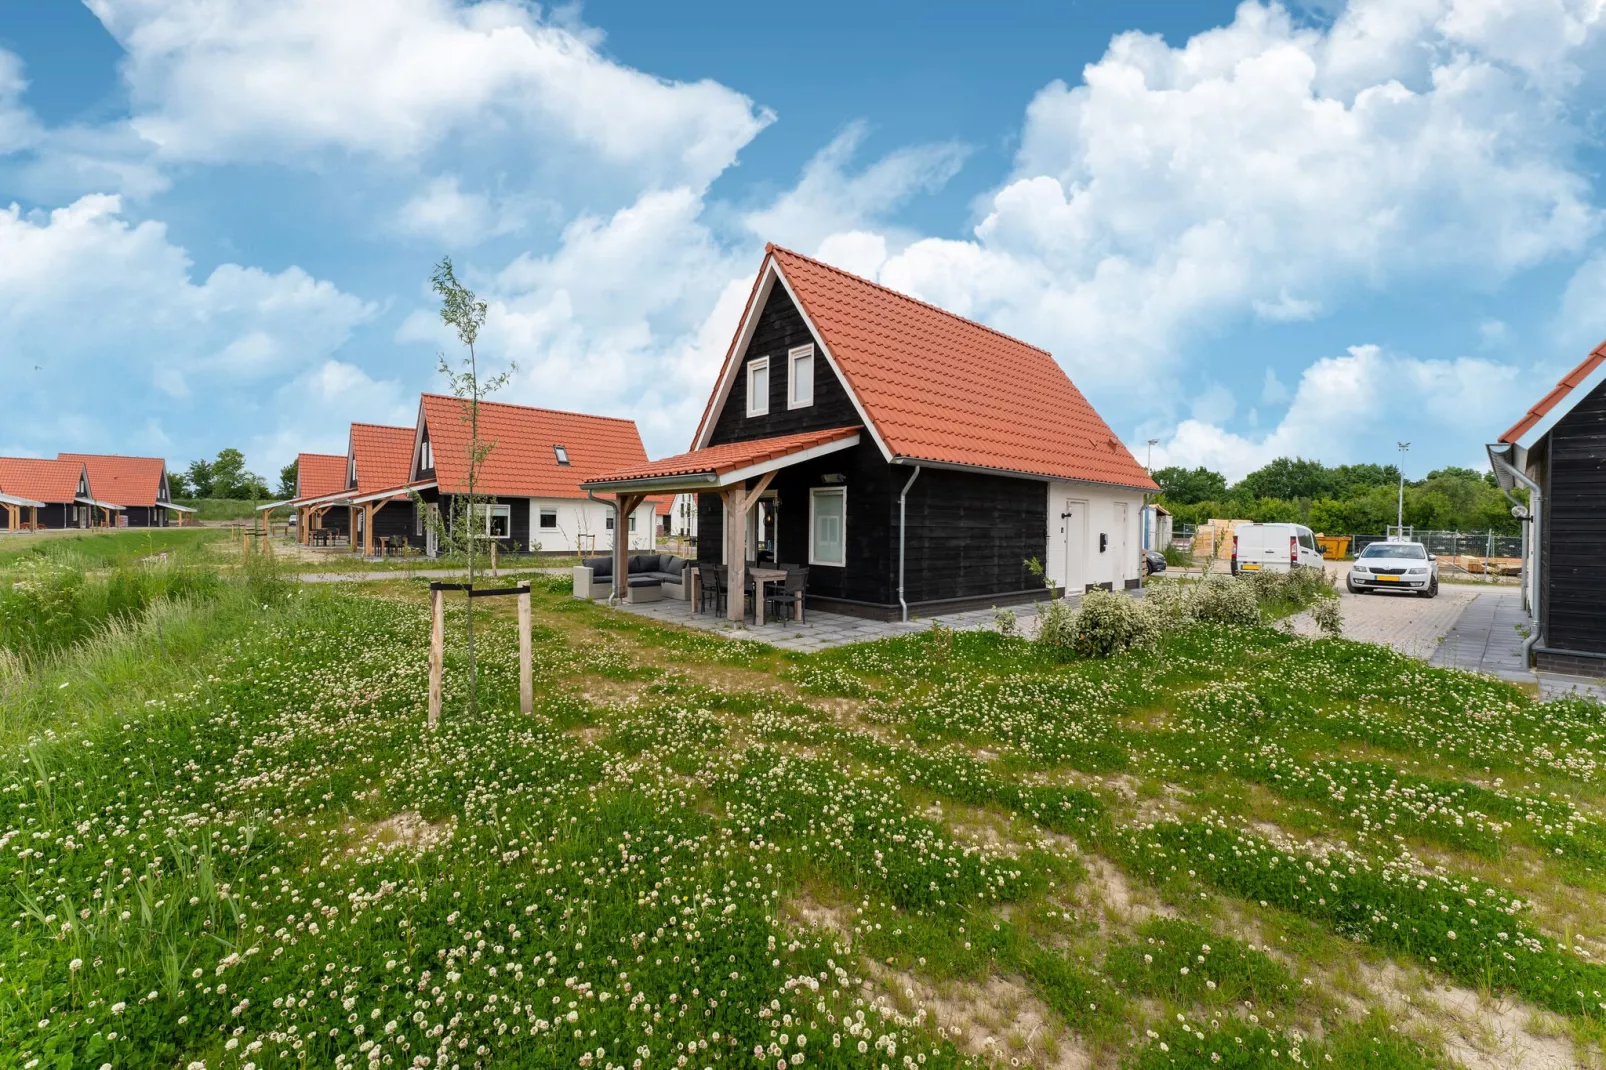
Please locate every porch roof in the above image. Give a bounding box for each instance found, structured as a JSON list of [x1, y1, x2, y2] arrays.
[[0, 490, 47, 508], [76, 496, 123, 510], [581, 427, 861, 493], [348, 479, 436, 506]]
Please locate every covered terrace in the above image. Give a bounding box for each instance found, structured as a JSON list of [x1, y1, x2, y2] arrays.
[[580, 427, 860, 620]]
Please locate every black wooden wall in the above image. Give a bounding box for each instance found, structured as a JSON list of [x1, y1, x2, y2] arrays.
[[1544, 378, 1606, 655], [706, 286, 861, 445], [900, 467, 1046, 604], [438, 495, 531, 552], [373, 501, 422, 548]]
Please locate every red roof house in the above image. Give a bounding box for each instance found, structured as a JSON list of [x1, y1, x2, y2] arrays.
[[0, 457, 106, 529], [57, 453, 184, 527], [584, 244, 1155, 618]]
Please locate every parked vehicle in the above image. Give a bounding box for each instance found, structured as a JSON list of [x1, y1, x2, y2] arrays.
[[1144, 549, 1167, 575], [1346, 539, 1438, 597], [1231, 522, 1324, 575]]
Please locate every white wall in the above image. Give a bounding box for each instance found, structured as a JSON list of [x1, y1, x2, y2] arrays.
[[526, 497, 657, 554], [1044, 480, 1145, 595], [671, 492, 699, 537]]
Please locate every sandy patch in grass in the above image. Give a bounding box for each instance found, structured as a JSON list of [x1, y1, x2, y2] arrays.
[[344, 811, 454, 856], [866, 967, 1091, 1070], [1348, 961, 1589, 1070]]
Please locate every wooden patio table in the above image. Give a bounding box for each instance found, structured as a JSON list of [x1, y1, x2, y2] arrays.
[[748, 566, 799, 626]]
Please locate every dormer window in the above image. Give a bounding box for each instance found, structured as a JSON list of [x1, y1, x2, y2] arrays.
[[788, 344, 814, 409], [746, 357, 770, 417], [554, 445, 570, 466], [420, 438, 434, 472]]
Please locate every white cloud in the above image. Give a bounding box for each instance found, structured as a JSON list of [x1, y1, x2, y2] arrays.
[[0, 49, 41, 154], [864, 0, 1600, 398], [396, 174, 536, 243], [87, 0, 772, 192], [743, 124, 967, 255], [1149, 344, 1524, 480], [1559, 251, 1606, 348], [1260, 367, 1292, 406], [0, 194, 378, 466]]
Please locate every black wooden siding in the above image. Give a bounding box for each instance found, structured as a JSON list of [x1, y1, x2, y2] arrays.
[[1543, 379, 1606, 656], [122, 506, 169, 528], [373, 500, 421, 548], [900, 467, 1046, 604], [706, 286, 861, 446], [438, 494, 531, 552]]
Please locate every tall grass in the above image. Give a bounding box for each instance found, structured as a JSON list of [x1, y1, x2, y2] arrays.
[[0, 527, 223, 569], [0, 560, 222, 663]]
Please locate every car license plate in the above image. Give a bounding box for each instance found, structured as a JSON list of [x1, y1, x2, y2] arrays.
[[1241, 563, 1260, 570], [1376, 576, 1399, 582]]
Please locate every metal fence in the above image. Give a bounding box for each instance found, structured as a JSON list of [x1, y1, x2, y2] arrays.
[[1351, 530, 1522, 559]]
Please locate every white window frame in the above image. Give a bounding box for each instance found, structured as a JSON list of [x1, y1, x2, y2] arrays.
[[421, 439, 434, 471], [746, 356, 770, 417], [539, 507, 558, 530], [788, 344, 814, 409], [473, 502, 511, 538], [808, 486, 847, 567]]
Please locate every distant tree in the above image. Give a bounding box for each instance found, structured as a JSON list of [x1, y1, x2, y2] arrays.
[[1153, 465, 1228, 505], [278, 460, 299, 499], [206, 448, 269, 499], [1329, 463, 1400, 497], [1235, 457, 1333, 501], [185, 458, 215, 499], [166, 471, 189, 499]]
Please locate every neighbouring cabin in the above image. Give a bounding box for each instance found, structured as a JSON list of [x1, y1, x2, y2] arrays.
[[0, 458, 121, 530], [355, 395, 662, 559], [344, 424, 421, 556], [583, 244, 1156, 619], [1491, 340, 1606, 677], [57, 453, 191, 527], [286, 452, 351, 544]]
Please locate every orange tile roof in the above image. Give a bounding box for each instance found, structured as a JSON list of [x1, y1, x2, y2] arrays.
[[591, 427, 861, 484], [295, 453, 348, 501], [697, 245, 1157, 490], [0, 457, 87, 503], [419, 394, 650, 498], [349, 424, 416, 495], [1500, 339, 1606, 444], [57, 453, 167, 508]]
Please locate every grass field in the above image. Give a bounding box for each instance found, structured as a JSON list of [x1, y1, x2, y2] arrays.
[[3, 536, 1604, 1069]]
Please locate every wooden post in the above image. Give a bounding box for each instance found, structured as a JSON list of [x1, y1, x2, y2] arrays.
[[428, 586, 444, 729], [517, 586, 533, 716], [612, 493, 646, 602], [724, 483, 747, 622]]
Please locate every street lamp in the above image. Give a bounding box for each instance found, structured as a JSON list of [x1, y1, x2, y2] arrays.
[[1146, 438, 1159, 473], [1396, 441, 1410, 536]]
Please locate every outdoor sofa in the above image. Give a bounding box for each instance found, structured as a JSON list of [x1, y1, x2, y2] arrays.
[[572, 554, 689, 603]]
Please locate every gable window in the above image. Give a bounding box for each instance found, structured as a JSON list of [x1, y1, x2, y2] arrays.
[[539, 508, 558, 529], [788, 344, 814, 409], [420, 438, 434, 472], [746, 357, 770, 417], [553, 445, 570, 466], [472, 502, 511, 538], [809, 487, 846, 567]]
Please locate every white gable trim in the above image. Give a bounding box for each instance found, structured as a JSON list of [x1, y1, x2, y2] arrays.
[[691, 259, 892, 462], [411, 398, 430, 481], [1515, 358, 1606, 451]]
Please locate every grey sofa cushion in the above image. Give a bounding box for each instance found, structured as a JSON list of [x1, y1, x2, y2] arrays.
[[584, 556, 612, 580], [628, 554, 657, 574], [661, 555, 685, 577], [626, 575, 662, 588]]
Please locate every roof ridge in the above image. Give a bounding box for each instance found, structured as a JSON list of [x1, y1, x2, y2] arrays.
[[57, 452, 164, 461], [767, 243, 1053, 358], [349, 422, 414, 432], [419, 393, 639, 425]]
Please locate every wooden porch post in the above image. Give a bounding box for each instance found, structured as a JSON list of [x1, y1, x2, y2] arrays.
[[349, 505, 357, 550], [612, 493, 646, 602], [724, 483, 746, 621]]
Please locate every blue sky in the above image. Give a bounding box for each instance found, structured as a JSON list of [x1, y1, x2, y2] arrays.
[[2, 0, 1604, 484]]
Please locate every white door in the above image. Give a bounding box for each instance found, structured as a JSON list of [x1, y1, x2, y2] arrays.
[[1115, 502, 1129, 587], [1058, 497, 1088, 595]]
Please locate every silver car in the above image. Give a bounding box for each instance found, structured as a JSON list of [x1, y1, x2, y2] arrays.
[[1346, 540, 1438, 597]]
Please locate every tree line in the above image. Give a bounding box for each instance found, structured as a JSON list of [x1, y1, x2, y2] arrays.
[[1154, 457, 1522, 535], [164, 448, 277, 500]]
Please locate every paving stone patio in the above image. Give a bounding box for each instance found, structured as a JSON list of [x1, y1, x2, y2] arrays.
[[613, 592, 1067, 652]]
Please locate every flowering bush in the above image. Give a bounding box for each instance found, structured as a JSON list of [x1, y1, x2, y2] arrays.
[[1189, 575, 1261, 626], [1069, 587, 1157, 658]]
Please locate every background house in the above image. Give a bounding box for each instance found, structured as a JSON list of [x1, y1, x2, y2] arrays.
[[346, 423, 420, 555], [1489, 339, 1606, 678], [583, 244, 1156, 619], [399, 395, 660, 556], [286, 452, 350, 542], [0, 458, 113, 529], [58, 453, 190, 527]]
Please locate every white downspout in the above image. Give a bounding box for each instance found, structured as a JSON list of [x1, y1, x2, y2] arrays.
[[1488, 445, 1541, 668], [897, 465, 922, 623]]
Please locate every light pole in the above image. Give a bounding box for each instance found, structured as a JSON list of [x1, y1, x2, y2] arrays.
[[1395, 441, 1410, 536], [1143, 439, 1160, 552]]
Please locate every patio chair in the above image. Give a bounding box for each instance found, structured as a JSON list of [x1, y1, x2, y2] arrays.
[[699, 565, 727, 615], [764, 567, 809, 624]]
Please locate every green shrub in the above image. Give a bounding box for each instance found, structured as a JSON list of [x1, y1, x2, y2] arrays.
[[1190, 575, 1260, 625], [1071, 587, 1156, 658], [1034, 595, 1079, 653], [1311, 597, 1343, 637]]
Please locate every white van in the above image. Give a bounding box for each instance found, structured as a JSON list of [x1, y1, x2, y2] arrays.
[[1232, 522, 1324, 574]]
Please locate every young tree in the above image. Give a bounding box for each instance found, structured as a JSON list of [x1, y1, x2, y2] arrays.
[[278, 460, 300, 499], [427, 256, 515, 716], [166, 471, 190, 500]]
